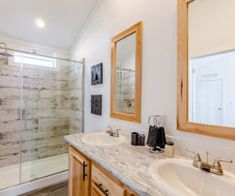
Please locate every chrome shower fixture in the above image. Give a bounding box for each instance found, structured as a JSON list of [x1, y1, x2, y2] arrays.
[[0, 42, 13, 64]]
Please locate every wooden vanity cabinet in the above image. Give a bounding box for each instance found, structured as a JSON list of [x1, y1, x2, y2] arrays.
[[69, 146, 91, 196], [68, 145, 137, 196]]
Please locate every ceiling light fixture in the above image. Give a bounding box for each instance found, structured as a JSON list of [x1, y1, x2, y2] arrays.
[[35, 18, 45, 28]]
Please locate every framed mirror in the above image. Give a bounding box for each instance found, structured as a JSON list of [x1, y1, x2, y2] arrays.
[[178, 0, 235, 140], [111, 22, 142, 122]]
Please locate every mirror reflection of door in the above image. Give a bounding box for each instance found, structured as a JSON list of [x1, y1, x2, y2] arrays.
[[188, 0, 235, 128], [196, 79, 223, 125], [188, 51, 235, 127], [115, 33, 136, 114]]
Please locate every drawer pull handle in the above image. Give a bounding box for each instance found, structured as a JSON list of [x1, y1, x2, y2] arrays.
[[95, 182, 109, 196], [104, 189, 109, 193], [82, 161, 88, 181]]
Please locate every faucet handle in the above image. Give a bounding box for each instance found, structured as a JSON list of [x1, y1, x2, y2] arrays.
[[211, 159, 233, 176], [186, 149, 201, 168], [213, 159, 232, 167], [214, 159, 233, 163]]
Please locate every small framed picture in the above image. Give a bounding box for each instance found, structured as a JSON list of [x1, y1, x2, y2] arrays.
[[91, 95, 102, 115], [91, 63, 103, 85]]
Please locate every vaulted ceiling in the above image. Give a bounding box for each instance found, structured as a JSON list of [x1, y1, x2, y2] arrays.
[[0, 0, 99, 50]]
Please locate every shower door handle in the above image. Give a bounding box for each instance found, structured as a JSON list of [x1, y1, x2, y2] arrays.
[[82, 161, 88, 181]]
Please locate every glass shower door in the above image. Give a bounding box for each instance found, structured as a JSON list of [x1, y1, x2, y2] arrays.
[[0, 52, 23, 189], [20, 55, 83, 183], [0, 50, 84, 188]]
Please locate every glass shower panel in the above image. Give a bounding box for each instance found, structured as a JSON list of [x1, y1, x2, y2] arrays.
[[69, 62, 84, 135], [20, 57, 83, 183], [0, 53, 23, 189]]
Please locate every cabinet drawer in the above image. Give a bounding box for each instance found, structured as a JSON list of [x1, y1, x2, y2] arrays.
[[91, 164, 125, 196], [91, 182, 107, 196]]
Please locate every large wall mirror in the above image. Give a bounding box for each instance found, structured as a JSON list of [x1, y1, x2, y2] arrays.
[[111, 22, 142, 122], [178, 0, 235, 140]]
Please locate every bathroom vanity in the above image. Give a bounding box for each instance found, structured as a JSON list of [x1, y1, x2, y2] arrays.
[[68, 145, 136, 196], [65, 131, 235, 196], [65, 131, 167, 196]]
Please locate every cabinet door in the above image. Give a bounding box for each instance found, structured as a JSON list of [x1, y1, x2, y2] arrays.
[[69, 146, 90, 196]]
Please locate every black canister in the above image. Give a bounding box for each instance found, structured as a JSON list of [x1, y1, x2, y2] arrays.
[[131, 132, 139, 146], [138, 134, 146, 146]]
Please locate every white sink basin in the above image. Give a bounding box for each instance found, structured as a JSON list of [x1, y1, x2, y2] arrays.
[[150, 158, 235, 196], [81, 132, 125, 146]]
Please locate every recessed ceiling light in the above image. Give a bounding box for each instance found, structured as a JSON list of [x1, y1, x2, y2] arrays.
[[35, 18, 45, 28]]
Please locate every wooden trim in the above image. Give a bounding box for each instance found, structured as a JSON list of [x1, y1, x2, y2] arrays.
[[177, 0, 235, 140], [110, 22, 142, 123], [177, 0, 188, 131]]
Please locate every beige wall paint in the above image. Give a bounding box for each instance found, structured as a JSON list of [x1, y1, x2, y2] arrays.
[[189, 0, 235, 58], [71, 0, 235, 172]]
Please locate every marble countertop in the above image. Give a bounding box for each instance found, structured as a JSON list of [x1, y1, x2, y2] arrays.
[[65, 130, 176, 196]]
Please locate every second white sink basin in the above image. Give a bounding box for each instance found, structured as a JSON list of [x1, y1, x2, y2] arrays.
[[150, 158, 235, 196], [81, 132, 125, 146]]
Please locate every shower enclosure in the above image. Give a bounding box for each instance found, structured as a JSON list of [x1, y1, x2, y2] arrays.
[[0, 45, 84, 193]]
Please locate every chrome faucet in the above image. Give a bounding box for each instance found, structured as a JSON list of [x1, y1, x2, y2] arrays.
[[210, 159, 233, 176], [187, 149, 202, 167], [106, 126, 120, 137], [188, 150, 233, 176], [192, 152, 202, 168]]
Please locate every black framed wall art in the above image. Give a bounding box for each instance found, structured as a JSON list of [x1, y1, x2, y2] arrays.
[[91, 63, 103, 85]]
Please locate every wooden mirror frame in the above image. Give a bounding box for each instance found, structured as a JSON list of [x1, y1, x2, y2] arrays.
[[177, 0, 235, 140], [110, 22, 142, 123]]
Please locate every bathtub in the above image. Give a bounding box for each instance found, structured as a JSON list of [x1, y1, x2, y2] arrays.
[[0, 153, 68, 196]]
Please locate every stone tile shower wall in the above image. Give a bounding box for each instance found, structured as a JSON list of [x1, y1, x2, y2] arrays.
[[116, 52, 135, 114], [0, 59, 82, 167]]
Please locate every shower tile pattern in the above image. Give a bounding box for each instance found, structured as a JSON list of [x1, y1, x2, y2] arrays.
[[0, 59, 83, 168], [115, 69, 135, 114]]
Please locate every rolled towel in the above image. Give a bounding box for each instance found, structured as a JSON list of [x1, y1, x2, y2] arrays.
[[147, 125, 158, 148], [157, 127, 166, 149]]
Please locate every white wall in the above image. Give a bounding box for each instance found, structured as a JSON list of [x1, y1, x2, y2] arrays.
[[0, 34, 69, 57], [189, 0, 235, 58], [71, 0, 235, 171]]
